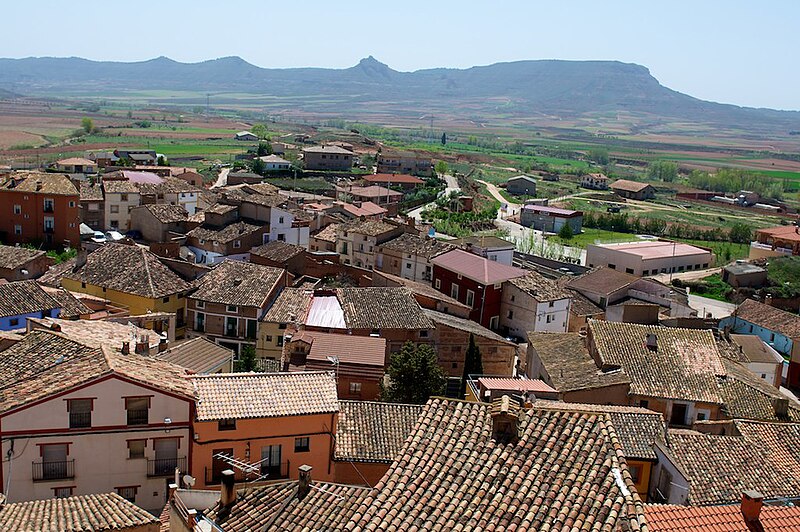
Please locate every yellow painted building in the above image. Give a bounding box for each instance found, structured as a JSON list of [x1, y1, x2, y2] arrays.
[[62, 244, 191, 336]]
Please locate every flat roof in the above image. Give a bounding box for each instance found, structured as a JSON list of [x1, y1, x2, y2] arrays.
[[522, 205, 582, 217], [591, 241, 712, 260]]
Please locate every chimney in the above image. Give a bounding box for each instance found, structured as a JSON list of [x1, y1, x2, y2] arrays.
[[220, 469, 236, 507], [158, 337, 168, 353], [741, 490, 763, 523], [298, 465, 312, 499], [773, 397, 789, 419], [121, 341, 130, 355], [135, 334, 150, 355], [490, 395, 521, 444], [49, 322, 62, 332], [35, 180, 42, 191], [646, 333, 658, 351], [73, 249, 88, 272]]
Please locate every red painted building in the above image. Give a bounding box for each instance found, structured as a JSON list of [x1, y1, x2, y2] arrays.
[[430, 249, 527, 330], [0, 172, 80, 248]]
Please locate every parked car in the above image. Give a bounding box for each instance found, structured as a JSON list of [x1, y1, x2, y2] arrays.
[[105, 231, 124, 241], [91, 231, 107, 243]]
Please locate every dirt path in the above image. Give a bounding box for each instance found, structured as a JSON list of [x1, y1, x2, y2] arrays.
[[211, 168, 230, 189]]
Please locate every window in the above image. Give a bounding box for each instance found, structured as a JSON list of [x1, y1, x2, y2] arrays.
[[110, 204, 120, 214], [435, 279, 441, 289], [625, 268, 634, 274], [278, 234, 286, 242], [43, 198, 54, 212], [546, 315, 552, 324], [276, 336, 284, 347], [419, 330, 428, 338], [670, 403, 688, 426], [608, 264, 616, 270], [246, 319, 257, 340], [44, 216, 54, 232], [162, 296, 170, 303], [227, 305, 238, 313], [278, 216, 284, 224], [628, 464, 642, 483], [639, 400, 649, 409], [13, 205, 20, 214], [642, 270, 648, 276], [489, 316, 499, 330], [120, 194, 128, 201], [510, 294, 515, 302], [116, 486, 137, 503], [233, 240, 241, 249], [465, 289, 475, 307], [548, 301, 555, 308], [294, 437, 310, 453], [127, 440, 146, 459], [9, 318, 19, 327], [53, 487, 73, 498], [450, 284, 459, 300], [69, 201, 76, 208], [260, 445, 282, 477], [125, 397, 149, 426], [507, 310, 514, 319], [218, 418, 237, 431], [349, 382, 362, 394], [14, 225, 21, 235], [702, 263, 709, 268], [406, 263, 411, 269], [67, 399, 92, 429], [196, 300, 205, 309]]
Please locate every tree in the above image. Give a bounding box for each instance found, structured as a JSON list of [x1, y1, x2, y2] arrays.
[[382, 342, 446, 404], [441, 132, 447, 146], [81, 117, 94, 134], [728, 223, 752, 244], [157, 155, 168, 166], [434, 161, 449, 176], [558, 223, 574, 240], [588, 147, 609, 165], [251, 123, 269, 140], [460, 334, 483, 398], [251, 157, 266, 175], [648, 160, 679, 182], [257, 142, 272, 156], [235, 345, 257, 372]]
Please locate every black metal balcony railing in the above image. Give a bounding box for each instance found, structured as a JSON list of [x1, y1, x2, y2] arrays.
[[126, 409, 149, 426], [205, 461, 289, 484], [69, 412, 91, 429], [43, 206, 54, 213], [148, 456, 187, 477], [33, 459, 75, 481]]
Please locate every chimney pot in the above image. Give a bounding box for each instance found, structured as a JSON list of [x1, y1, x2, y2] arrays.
[[646, 333, 658, 351], [298, 464, 312, 499], [741, 490, 764, 522], [220, 469, 236, 507], [121, 341, 130, 355], [50, 323, 61, 332], [490, 395, 521, 444]]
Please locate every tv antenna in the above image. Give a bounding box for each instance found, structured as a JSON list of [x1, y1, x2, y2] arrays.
[[212, 452, 273, 483]]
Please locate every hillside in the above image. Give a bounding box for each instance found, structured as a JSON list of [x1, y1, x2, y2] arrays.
[[1, 55, 798, 135]]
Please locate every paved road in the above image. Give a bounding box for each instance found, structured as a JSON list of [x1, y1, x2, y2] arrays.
[[687, 293, 737, 319], [477, 180, 521, 218], [211, 168, 230, 189], [408, 174, 460, 221]]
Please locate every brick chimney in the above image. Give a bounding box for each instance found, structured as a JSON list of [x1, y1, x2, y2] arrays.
[[297, 464, 312, 499], [134, 334, 150, 355], [158, 337, 168, 353], [741, 490, 763, 523], [49, 322, 62, 332], [220, 469, 236, 507], [490, 395, 521, 444], [646, 333, 658, 352]]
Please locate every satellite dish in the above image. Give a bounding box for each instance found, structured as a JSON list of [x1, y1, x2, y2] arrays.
[[183, 474, 196, 488]]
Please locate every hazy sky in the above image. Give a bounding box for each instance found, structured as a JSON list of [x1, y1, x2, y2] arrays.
[[3, 1, 798, 110]]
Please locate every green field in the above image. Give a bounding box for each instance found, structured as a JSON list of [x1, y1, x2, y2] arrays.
[[548, 228, 642, 248]]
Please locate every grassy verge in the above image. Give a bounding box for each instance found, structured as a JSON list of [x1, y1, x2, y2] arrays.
[[678, 239, 749, 264]]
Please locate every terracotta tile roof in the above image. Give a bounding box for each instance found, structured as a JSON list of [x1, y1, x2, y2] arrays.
[[155, 337, 233, 374], [190, 260, 284, 307], [718, 358, 800, 422], [645, 503, 800, 531], [204, 203, 237, 215], [291, 330, 386, 368], [567, 266, 638, 296], [2, 171, 78, 195], [507, 270, 570, 302], [262, 287, 312, 324], [363, 173, 424, 185], [39, 286, 92, 318], [372, 270, 471, 312], [0, 245, 46, 270], [566, 288, 605, 316], [610, 179, 653, 193], [335, 400, 422, 463], [311, 223, 339, 243], [64, 244, 191, 299], [339, 219, 397, 237], [343, 398, 647, 531], [0, 492, 159, 531], [203, 479, 368, 531], [28, 316, 159, 350], [136, 176, 202, 195], [589, 321, 725, 404], [336, 287, 433, 329], [187, 221, 266, 244], [191, 371, 338, 421], [733, 420, 800, 477], [102, 179, 140, 194], [424, 308, 512, 343], [528, 400, 665, 461], [250, 241, 305, 262], [379, 233, 455, 257], [37, 258, 77, 287], [431, 249, 528, 285], [239, 193, 287, 208], [527, 332, 631, 392], [335, 200, 387, 218], [728, 334, 782, 364], [141, 203, 188, 224], [0, 280, 59, 318], [666, 428, 800, 505], [0, 330, 193, 414], [57, 157, 96, 166], [79, 182, 103, 201], [734, 298, 800, 339]]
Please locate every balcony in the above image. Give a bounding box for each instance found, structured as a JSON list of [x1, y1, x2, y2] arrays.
[[69, 412, 91, 429], [43, 205, 54, 213], [147, 456, 187, 477], [33, 459, 75, 481], [204, 461, 289, 484], [126, 409, 149, 426]]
